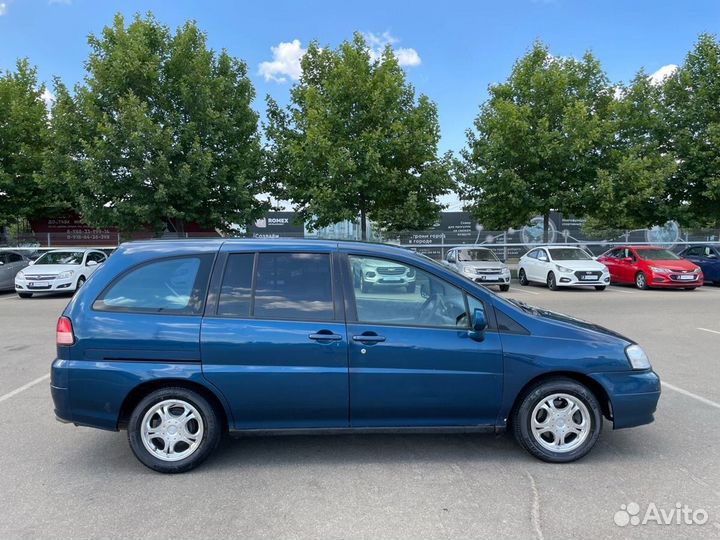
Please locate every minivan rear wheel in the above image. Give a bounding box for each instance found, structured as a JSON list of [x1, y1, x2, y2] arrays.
[[513, 378, 602, 463], [128, 387, 221, 473]]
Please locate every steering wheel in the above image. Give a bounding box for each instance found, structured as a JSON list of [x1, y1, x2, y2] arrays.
[[418, 293, 447, 324]]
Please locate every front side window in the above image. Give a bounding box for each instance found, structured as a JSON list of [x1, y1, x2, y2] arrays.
[[86, 252, 106, 264], [95, 256, 210, 313], [537, 250, 549, 262], [349, 255, 468, 328], [253, 253, 334, 320]]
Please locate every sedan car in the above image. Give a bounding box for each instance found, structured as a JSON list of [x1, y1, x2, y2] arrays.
[[598, 246, 702, 290], [518, 246, 610, 291], [15, 249, 107, 297], [52, 239, 660, 473], [444, 247, 511, 291], [0, 250, 31, 291], [678, 244, 720, 285]]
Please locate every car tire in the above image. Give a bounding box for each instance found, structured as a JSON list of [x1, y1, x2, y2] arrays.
[[594, 285, 606, 291], [547, 272, 558, 291], [127, 387, 221, 474], [635, 272, 649, 290], [406, 283, 416, 294], [17, 292, 33, 298], [513, 378, 602, 463], [518, 269, 529, 286], [499, 284, 510, 292]]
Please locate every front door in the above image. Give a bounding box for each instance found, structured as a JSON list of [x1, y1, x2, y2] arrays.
[[343, 254, 503, 427], [201, 250, 349, 429]]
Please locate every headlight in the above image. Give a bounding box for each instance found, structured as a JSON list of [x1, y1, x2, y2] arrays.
[[58, 270, 75, 279], [649, 266, 670, 274], [693, 267, 701, 273], [16, 270, 25, 279], [625, 344, 651, 370], [463, 267, 475, 274], [502, 267, 510, 274], [556, 265, 573, 273]]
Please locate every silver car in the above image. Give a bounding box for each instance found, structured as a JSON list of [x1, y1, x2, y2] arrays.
[[0, 250, 31, 292], [444, 247, 511, 291]]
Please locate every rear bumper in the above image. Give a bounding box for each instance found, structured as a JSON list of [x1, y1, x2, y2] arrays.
[[591, 370, 661, 429]]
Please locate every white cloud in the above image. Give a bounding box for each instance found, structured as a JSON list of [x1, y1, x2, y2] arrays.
[[649, 64, 678, 85], [258, 39, 306, 83], [363, 31, 422, 67], [41, 88, 55, 109], [0, 3, 8, 16]]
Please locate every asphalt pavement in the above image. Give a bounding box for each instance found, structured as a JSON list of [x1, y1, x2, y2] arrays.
[[0, 283, 719, 539]]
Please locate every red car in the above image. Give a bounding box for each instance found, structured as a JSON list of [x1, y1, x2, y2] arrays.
[[598, 246, 703, 290]]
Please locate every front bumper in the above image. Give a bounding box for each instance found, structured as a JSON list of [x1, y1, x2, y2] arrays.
[[591, 370, 661, 429], [15, 276, 76, 293], [649, 272, 703, 287], [555, 272, 610, 287]]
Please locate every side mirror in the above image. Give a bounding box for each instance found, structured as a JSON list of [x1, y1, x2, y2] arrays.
[[622, 257, 634, 263], [28, 260, 35, 265], [469, 307, 487, 341], [0, 261, 4, 265], [86, 260, 98, 267]]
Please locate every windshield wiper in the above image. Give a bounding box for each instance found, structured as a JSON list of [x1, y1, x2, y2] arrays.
[[508, 299, 538, 314]]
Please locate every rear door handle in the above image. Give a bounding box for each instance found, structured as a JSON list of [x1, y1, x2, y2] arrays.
[[308, 332, 343, 341], [352, 335, 386, 343]]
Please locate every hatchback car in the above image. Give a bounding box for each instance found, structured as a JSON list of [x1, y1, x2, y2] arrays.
[[51, 239, 660, 473], [444, 247, 511, 291], [598, 246, 702, 290], [0, 250, 31, 292], [678, 245, 720, 285], [518, 246, 610, 290], [15, 249, 107, 297]]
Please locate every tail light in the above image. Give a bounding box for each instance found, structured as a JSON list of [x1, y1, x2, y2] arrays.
[[56, 316, 75, 346]]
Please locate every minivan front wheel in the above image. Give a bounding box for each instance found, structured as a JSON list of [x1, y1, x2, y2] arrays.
[[513, 378, 602, 463], [128, 387, 221, 473]]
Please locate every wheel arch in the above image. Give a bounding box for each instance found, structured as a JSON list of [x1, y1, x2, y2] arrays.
[[117, 378, 230, 432], [506, 371, 612, 427]]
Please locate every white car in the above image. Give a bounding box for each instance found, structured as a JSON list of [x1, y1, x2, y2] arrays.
[[15, 249, 107, 298], [518, 246, 610, 291], [444, 247, 511, 291]]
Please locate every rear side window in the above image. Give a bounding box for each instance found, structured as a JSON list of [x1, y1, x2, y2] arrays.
[[217, 253, 255, 317], [94, 255, 212, 314], [253, 253, 334, 320]]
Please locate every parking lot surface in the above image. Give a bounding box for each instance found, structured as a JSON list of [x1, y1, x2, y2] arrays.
[[0, 284, 719, 539]]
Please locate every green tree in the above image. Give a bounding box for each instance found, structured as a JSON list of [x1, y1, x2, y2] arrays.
[[582, 71, 676, 233], [662, 33, 720, 228], [265, 33, 452, 240], [51, 13, 266, 236], [459, 42, 614, 242], [0, 59, 51, 227]]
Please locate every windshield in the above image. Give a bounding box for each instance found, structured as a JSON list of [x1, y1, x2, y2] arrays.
[[35, 251, 84, 265], [548, 248, 591, 261], [636, 249, 680, 261], [457, 249, 499, 262]]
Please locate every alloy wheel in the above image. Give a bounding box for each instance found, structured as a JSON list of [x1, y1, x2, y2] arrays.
[[530, 393, 591, 453], [140, 399, 204, 462]]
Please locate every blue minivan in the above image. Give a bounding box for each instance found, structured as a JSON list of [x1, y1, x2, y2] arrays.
[[51, 240, 660, 473]]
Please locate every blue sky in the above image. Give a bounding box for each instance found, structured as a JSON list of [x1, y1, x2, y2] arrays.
[[1, 0, 718, 167]]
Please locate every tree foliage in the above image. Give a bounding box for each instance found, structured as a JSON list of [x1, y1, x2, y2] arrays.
[[459, 42, 614, 241], [662, 33, 720, 228], [49, 13, 266, 235], [0, 59, 51, 227], [265, 33, 452, 239]]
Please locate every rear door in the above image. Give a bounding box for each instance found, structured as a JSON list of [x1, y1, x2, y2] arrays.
[[341, 252, 503, 427], [201, 247, 349, 430]]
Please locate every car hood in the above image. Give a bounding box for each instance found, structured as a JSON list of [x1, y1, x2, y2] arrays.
[[23, 264, 80, 274], [508, 299, 633, 344], [457, 261, 507, 270], [642, 259, 698, 271], [550, 259, 607, 272]]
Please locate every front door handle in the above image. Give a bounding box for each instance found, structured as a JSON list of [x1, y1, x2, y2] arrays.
[[308, 332, 343, 341], [352, 334, 386, 343]]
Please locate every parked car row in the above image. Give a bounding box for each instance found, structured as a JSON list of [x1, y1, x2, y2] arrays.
[[0, 248, 109, 296], [441, 244, 720, 292]]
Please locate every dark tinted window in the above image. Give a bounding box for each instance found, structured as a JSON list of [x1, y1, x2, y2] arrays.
[[496, 309, 529, 334], [218, 254, 255, 317], [86, 251, 106, 264], [95, 256, 211, 314], [253, 253, 334, 320]]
